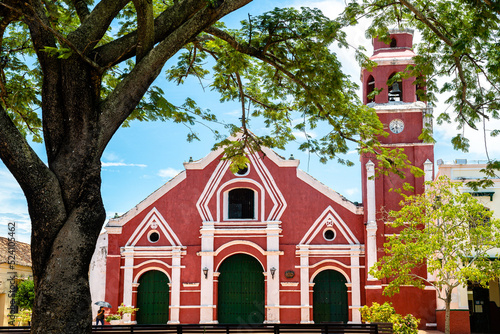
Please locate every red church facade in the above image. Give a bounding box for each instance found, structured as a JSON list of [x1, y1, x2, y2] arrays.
[[105, 145, 368, 324], [102, 29, 445, 329]]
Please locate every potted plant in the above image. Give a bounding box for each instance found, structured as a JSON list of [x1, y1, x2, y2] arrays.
[[117, 303, 139, 324], [105, 314, 121, 325]]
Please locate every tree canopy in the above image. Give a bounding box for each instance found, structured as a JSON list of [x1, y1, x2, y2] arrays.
[[371, 176, 500, 334], [341, 0, 500, 185]]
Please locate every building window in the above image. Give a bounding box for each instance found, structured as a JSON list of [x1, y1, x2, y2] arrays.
[[148, 231, 160, 243], [234, 164, 249, 176], [388, 73, 403, 102], [366, 75, 375, 103], [390, 38, 397, 48], [228, 188, 255, 219], [323, 229, 336, 241]]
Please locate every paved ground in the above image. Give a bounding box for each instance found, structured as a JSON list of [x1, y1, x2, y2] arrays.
[[418, 331, 444, 334]]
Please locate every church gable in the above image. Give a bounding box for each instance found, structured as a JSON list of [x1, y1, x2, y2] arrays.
[[126, 207, 183, 247], [191, 145, 296, 223], [299, 206, 360, 246]]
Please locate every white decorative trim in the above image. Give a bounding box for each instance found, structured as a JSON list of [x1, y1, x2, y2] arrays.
[[364, 285, 383, 289], [126, 208, 183, 247], [310, 266, 351, 284], [247, 153, 287, 221], [196, 150, 287, 222], [306, 258, 363, 269], [280, 282, 299, 287], [128, 259, 173, 270], [213, 240, 267, 258], [371, 57, 415, 66], [184, 148, 225, 170], [133, 265, 171, 283], [214, 250, 265, 272], [300, 206, 360, 245], [297, 170, 360, 214], [105, 172, 186, 228], [217, 179, 264, 221], [183, 283, 200, 287]]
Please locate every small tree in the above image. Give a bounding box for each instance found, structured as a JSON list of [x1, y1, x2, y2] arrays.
[[371, 176, 500, 334], [14, 279, 35, 311]]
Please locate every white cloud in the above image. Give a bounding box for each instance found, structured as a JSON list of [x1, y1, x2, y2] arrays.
[[292, 130, 317, 140], [102, 152, 121, 162], [158, 167, 182, 179], [0, 168, 31, 243], [432, 90, 500, 158], [102, 162, 147, 167], [344, 187, 359, 197]]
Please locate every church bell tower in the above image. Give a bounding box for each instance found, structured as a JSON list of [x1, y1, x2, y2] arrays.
[[360, 29, 435, 323]]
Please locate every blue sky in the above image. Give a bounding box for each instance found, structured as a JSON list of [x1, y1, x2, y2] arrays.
[[1, 0, 499, 244]]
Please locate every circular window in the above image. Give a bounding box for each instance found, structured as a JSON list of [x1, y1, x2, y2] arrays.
[[148, 231, 160, 243], [235, 164, 249, 176], [323, 229, 335, 241]]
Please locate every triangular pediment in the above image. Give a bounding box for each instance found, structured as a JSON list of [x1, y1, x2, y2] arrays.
[[299, 206, 360, 245], [126, 207, 182, 247], [191, 133, 296, 222]]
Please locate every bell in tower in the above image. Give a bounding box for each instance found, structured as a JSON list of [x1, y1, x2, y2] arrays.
[[362, 29, 417, 105]]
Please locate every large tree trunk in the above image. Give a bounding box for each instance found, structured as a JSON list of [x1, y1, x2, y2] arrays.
[[27, 57, 106, 333], [30, 180, 106, 333]]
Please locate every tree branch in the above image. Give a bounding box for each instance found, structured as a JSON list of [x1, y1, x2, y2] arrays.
[[67, 0, 129, 53], [71, 0, 90, 22], [132, 0, 154, 62], [94, 0, 206, 67], [0, 104, 66, 237], [398, 0, 453, 47], [97, 0, 252, 152]]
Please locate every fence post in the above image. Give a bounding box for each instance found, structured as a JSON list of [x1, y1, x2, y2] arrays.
[[274, 324, 279, 334], [177, 324, 182, 334]]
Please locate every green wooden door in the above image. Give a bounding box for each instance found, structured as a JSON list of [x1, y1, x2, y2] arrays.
[[313, 270, 348, 323], [136, 270, 169, 324], [218, 254, 265, 324]]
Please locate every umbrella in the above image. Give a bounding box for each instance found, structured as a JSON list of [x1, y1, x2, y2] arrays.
[[94, 301, 111, 308]]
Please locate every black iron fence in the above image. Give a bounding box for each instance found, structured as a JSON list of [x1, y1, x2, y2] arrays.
[[0, 323, 392, 334]]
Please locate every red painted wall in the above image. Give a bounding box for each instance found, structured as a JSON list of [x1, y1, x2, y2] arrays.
[[436, 310, 470, 334]]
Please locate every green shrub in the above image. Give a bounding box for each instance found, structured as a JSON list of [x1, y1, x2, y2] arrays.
[[117, 303, 139, 315], [360, 302, 419, 334], [105, 314, 121, 322], [14, 279, 34, 310]]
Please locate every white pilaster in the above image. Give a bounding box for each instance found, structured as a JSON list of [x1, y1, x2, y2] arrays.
[[365, 161, 378, 280], [299, 245, 311, 323], [168, 246, 182, 324], [200, 221, 215, 323], [350, 246, 362, 322], [266, 221, 281, 323], [122, 246, 134, 306], [424, 159, 433, 190]]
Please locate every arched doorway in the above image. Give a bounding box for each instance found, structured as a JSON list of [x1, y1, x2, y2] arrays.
[[313, 270, 348, 323], [217, 254, 265, 324], [136, 270, 169, 324]]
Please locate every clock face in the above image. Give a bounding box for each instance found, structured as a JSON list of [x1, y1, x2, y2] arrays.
[[389, 119, 404, 134]]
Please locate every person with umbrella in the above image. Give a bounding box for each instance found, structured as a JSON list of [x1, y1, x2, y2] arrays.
[[94, 301, 111, 327]]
